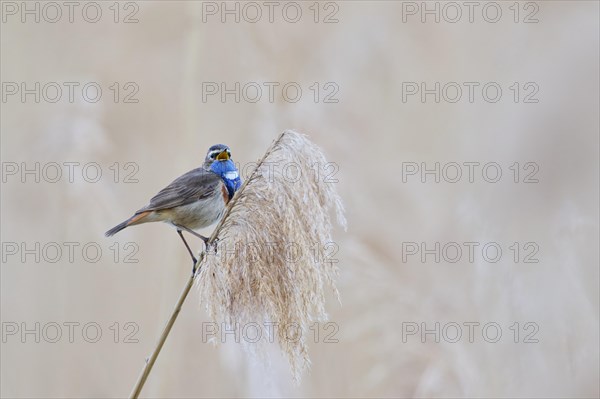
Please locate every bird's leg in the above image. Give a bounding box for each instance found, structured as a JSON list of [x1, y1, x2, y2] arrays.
[[173, 224, 219, 254], [174, 224, 209, 245], [177, 229, 198, 274]]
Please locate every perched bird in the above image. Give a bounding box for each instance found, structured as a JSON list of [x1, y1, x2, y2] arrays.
[[105, 144, 242, 272]]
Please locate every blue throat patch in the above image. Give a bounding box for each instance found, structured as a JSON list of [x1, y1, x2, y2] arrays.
[[210, 160, 242, 200]]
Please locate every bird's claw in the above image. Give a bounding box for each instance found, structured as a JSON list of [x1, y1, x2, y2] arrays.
[[205, 238, 219, 255], [191, 257, 198, 275]]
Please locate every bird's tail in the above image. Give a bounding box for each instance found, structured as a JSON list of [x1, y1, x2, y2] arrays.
[[105, 211, 151, 237], [105, 220, 130, 237]]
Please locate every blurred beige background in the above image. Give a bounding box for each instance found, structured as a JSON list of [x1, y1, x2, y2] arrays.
[[1, 1, 598, 398]]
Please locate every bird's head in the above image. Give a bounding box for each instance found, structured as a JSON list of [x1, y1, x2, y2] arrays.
[[204, 144, 232, 168]]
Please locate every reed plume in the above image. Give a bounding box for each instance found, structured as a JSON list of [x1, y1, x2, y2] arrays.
[[196, 129, 346, 379]]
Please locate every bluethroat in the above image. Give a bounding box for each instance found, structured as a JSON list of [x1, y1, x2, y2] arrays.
[[105, 144, 242, 273]]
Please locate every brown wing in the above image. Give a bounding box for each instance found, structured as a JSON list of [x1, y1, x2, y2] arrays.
[[135, 167, 221, 213]]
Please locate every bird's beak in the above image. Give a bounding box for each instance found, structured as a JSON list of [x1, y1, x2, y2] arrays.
[[216, 150, 230, 161]]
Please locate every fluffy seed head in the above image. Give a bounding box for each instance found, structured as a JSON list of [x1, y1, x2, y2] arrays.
[[196, 130, 346, 380]]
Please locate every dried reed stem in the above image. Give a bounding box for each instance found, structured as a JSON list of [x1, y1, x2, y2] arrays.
[[128, 132, 287, 398]]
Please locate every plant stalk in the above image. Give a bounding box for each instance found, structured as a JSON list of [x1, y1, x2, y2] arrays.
[[128, 131, 287, 398]]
